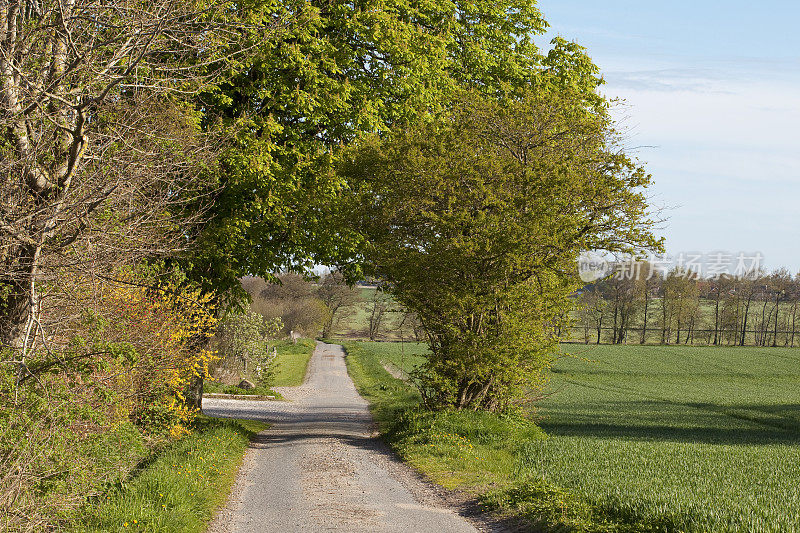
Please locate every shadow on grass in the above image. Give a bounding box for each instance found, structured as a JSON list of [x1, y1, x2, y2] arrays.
[[540, 401, 800, 445]]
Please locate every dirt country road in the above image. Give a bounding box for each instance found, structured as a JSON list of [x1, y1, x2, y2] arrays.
[[204, 341, 482, 533]]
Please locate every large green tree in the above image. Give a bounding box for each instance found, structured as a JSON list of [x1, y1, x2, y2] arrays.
[[339, 89, 662, 410], [190, 0, 586, 296]]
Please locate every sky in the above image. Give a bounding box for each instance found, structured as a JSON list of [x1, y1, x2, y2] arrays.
[[536, 0, 800, 274]]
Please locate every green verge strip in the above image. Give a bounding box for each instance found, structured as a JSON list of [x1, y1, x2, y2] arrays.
[[76, 416, 267, 532], [341, 341, 687, 533], [271, 339, 316, 387]]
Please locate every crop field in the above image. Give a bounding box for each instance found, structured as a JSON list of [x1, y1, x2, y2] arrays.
[[358, 341, 800, 531]]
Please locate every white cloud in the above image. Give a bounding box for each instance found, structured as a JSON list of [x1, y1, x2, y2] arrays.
[[599, 65, 800, 271]]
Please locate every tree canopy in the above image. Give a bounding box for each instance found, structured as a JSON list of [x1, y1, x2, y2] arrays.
[[339, 89, 662, 410], [189, 0, 603, 297]]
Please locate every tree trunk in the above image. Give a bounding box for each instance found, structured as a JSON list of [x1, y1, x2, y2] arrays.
[[640, 291, 649, 344], [772, 295, 780, 347], [596, 316, 602, 345], [713, 289, 721, 345], [187, 376, 204, 411], [740, 297, 751, 346], [0, 245, 41, 366]]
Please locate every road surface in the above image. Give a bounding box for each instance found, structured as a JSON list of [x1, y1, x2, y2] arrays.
[[204, 341, 482, 533]]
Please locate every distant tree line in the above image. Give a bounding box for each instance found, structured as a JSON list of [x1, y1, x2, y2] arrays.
[[575, 265, 800, 347]]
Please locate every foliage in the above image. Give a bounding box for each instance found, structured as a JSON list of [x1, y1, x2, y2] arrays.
[[244, 274, 329, 337], [0, 368, 148, 532], [77, 416, 268, 532], [0, 0, 234, 352], [341, 90, 661, 410], [214, 311, 282, 387], [89, 275, 219, 438], [188, 0, 595, 296], [0, 270, 219, 530]]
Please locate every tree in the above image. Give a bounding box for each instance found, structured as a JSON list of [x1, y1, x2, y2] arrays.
[[638, 264, 661, 344], [768, 269, 792, 347], [602, 262, 641, 345], [188, 0, 590, 296], [707, 275, 732, 345], [247, 273, 328, 337], [661, 268, 700, 345], [366, 289, 391, 341], [0, 0, 242, 363], [341, 89, 661, 410], [577, 286, 607, 345], [317, 271, 361, 338]]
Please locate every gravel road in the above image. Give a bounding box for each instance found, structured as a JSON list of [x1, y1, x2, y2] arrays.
[[204, 341, 484, 533]]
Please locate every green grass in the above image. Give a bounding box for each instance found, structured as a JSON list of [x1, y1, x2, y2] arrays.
[[344, 341, 800, 532], [527, 344, 800, 532], [271, 339, 316, 386], [342, 341, 580, 530], [76, 416, 267, 532]]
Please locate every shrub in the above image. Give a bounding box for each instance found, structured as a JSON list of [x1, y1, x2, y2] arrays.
[[214, 311, 282, 387], [0, 270, 219, 529]]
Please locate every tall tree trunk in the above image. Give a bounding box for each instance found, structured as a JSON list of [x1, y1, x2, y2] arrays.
[[640, 291, 649, 344], [596, 316, 602, 345], [0, 244, 41, 358], [713, 289, 721, 345], [772, 295, 780, 347], [740, 297, 752, 346]]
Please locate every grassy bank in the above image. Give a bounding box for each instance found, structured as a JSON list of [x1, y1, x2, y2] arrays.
[[76, 416, 267, 532], [343, 341, 800, 532]]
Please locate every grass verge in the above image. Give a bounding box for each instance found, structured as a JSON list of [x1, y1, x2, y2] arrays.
[[271, 339, 316, 387], [340, 341, 602, 531], [203, 381, 282, 399], [76, 416, 267, 532]]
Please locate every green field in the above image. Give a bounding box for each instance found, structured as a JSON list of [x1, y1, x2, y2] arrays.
[[348, 341, 800, 532]]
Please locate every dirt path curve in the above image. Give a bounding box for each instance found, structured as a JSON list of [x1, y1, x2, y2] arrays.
[[204, 341, 481, 533]]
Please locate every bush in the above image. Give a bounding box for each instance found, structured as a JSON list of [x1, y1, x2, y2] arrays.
[[214, 311, 281, 387], [0, 269, 219, 530]]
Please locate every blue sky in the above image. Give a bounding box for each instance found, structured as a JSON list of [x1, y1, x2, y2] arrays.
[[536, 1, 800, 273]]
